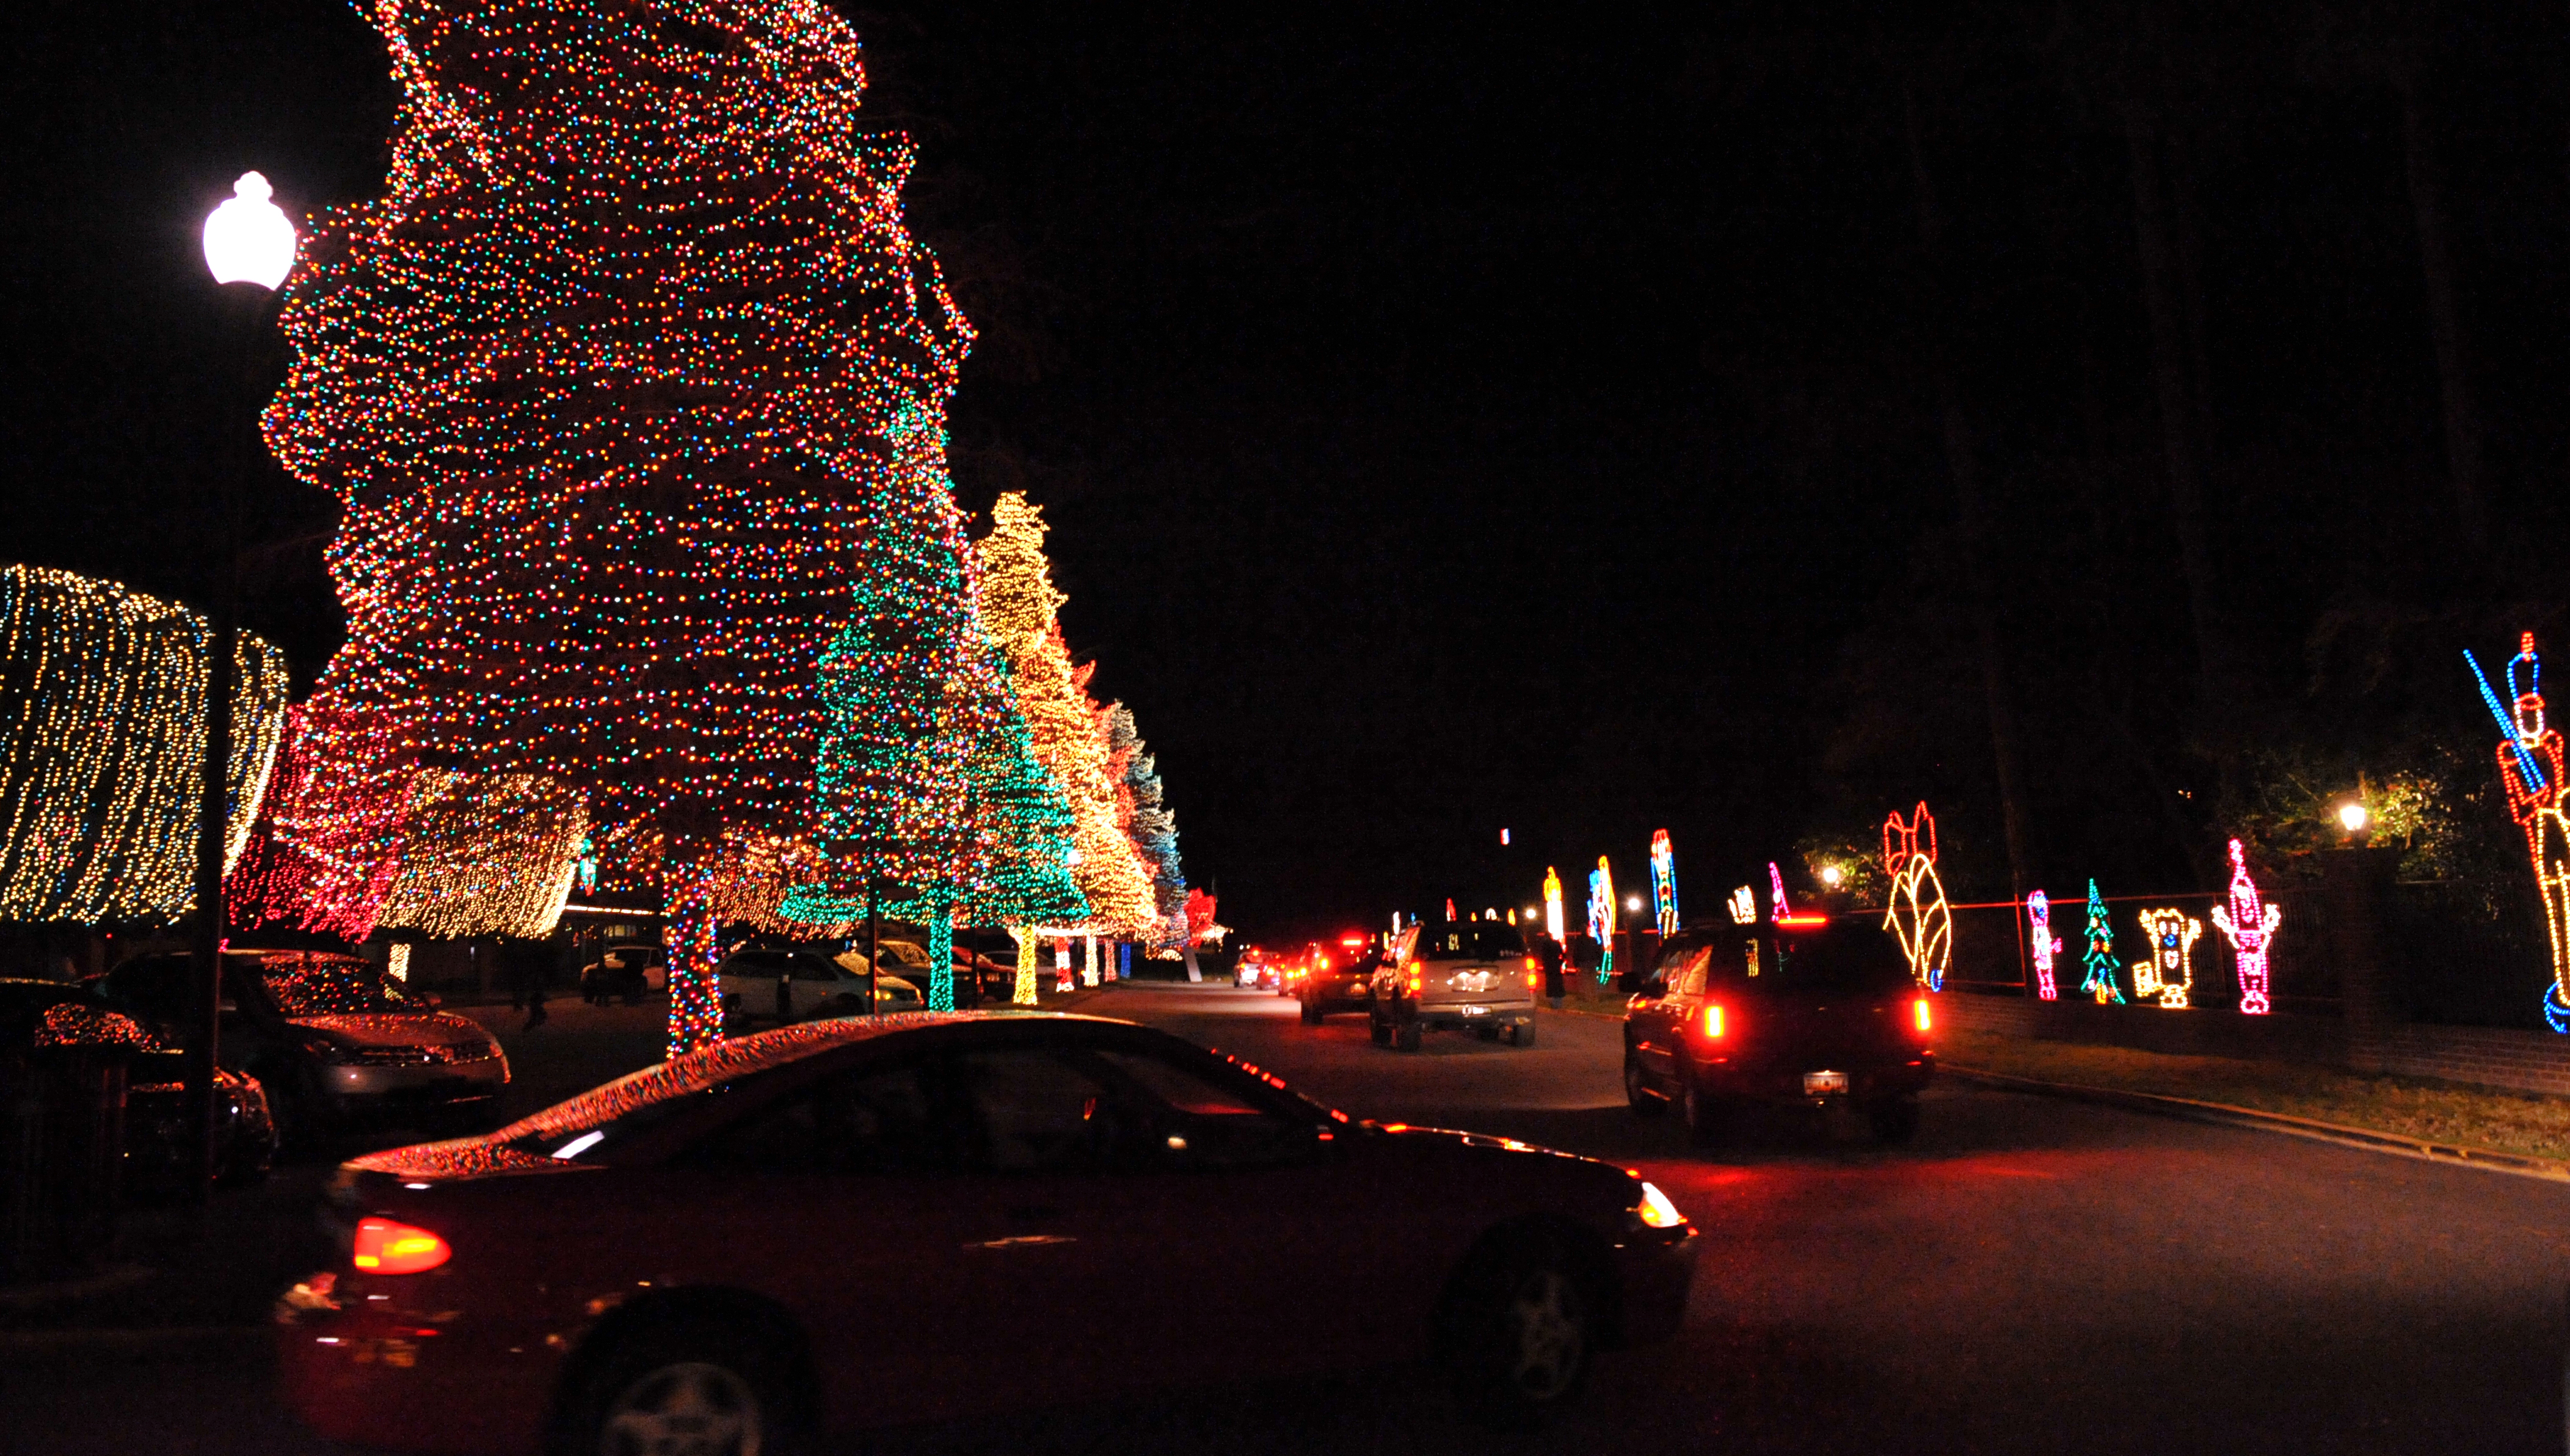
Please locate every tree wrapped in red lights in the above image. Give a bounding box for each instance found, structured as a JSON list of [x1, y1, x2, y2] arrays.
[[268, 0, 973, 1054], [223, 704, 408, 942]]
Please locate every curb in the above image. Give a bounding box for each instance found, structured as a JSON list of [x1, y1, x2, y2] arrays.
[[1946, 1066, 2570, 1182]]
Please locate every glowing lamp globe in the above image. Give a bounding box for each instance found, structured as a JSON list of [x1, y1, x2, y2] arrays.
[[202, 172, 297, 289], [1625, 894, 1644, 913], [1820, 864, 1845, 887], [2337, 803, 2370, 835]]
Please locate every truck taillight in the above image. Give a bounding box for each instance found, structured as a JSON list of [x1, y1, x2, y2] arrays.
[[353, 1216, 451, 1275], [1913, 997, 1932, 1033], [1702, 1003, 1725, 1039], [1526, 970, 1540, 989]]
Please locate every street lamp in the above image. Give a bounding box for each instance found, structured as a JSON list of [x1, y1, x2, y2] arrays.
[[2337, 801, 2372, 847], [187, 172, 296, 1203], [1820, 864, 1845, 889]]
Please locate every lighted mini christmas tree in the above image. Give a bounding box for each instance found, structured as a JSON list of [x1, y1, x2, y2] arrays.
[[267, 0, 975, 1053], [974, 494, 1159, 936]]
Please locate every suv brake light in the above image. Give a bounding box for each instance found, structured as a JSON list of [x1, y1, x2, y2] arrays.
[[1913, 996, 1932, 1033], [353, 1216, 451, 1274], [1702, 1003, 1725, 1039]]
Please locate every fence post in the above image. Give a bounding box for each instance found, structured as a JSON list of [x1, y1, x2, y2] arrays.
[[2315, 846, 2401, 1070]]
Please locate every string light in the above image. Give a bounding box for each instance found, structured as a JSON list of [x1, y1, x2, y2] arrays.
[[1879, 803, 1951, 990], [2079, 879, 2125, 1003], [1650, 830, 1680, 934], [1768, 861, 1791, 918], [1542, 867, 1565, 942], [2130, 908, 2202, 1009], [0, 566, 289, 925], [266, 0, 977, 1057], [1728, 886, 1756, 924], [374, 771, 587, 939], [2026, 890, 2059, 1000], [225, 704, 409, 941], [2472, 633, 2570, 1032]]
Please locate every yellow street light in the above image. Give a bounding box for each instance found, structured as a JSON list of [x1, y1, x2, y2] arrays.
[[202, 172, 297, 290]]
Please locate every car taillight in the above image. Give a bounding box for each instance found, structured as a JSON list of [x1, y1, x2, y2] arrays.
[[1526, 969, 1540, 989], [1523, 955, 1538, 972], [353, 1216, 451, 1275], [1702, 1003, 1725, 1039], [1913, 996, 1932, 1034]]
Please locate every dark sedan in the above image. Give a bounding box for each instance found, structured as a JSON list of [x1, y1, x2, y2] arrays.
[[0, 978, 275, 1188], [276, 1012, 1697, 1453]]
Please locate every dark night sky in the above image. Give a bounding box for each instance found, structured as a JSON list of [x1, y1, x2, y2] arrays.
[[5, 4, 2566, 945]]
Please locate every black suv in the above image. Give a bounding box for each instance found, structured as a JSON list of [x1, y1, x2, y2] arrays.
[[1621, 917, 1934, 1143]]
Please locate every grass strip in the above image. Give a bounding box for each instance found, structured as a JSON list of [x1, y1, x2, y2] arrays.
[[1942, 1027, 2570, 1162]]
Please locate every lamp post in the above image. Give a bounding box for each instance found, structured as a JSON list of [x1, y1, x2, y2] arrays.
[[187, 173, 295, 1203]]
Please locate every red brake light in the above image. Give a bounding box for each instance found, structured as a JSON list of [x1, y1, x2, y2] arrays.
[[1913, 996, 1932, 1034], [353, 1216, 451, 1275], [1702, 1003, 1725, 1039], [1526, 969, 1540, 989]]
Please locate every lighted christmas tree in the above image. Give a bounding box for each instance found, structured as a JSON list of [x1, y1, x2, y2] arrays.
[[1102, 702, 1187, 947], [974, 494, 1159, 935], [267, 0, 974, 1053]]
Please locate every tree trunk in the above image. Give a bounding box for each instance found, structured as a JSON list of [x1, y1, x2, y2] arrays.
[[1902, 89, 2036, 931], [660, 843, 723, 1057], [2393, 64, 2490, 556], [2122, 100, 2223, 703]]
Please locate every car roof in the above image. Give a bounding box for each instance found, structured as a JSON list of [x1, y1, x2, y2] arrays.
[[448, 1011, 1118, 1151]]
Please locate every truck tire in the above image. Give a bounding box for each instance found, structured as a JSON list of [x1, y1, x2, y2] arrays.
[[1395, 1017, 1423, 1052]]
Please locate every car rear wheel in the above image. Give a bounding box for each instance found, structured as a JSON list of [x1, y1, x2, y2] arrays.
[[1623, 1054, 1665, 1117], [1678, 1061, 1727, 1145], [1369, 1013, 1392, 1045], [562, 1320, 804, 1456], [1440, 1232, 1593, 1426], [1394, 1017, 1423, 1052], [1510, 1020, 1536, 1048], [1866, 1094, 1921, 1145], [1300, 998, 1323, 1025]]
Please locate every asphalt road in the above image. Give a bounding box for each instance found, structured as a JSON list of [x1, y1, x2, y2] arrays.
[[9, 981, 2568, 1455]]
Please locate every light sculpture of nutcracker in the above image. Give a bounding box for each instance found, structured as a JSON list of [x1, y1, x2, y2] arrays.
[[2467, 633, 2570, 1032], [2026, 890, 2059, 1000], [2208, 838, 2282, 1015]]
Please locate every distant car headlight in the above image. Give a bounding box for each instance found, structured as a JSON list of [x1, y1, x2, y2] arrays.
[[1629, 1180, 1686, 1231]]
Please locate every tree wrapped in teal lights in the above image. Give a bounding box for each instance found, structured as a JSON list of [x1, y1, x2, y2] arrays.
[[268, 0, 973, 1055]]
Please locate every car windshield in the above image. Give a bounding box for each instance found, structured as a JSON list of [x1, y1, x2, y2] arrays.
[[1412, 923, 1525, 961], [1766, 930, 1917, 996], [252, 954, 430, 1017]]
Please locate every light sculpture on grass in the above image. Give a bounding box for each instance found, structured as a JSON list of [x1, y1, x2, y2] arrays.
[[2078, 879, 2125, 1004], [1587, 857, 1616, 983], [1650, 829, 1680, 934], [2467, 634, 2570, 1032], [2208, 839, 2282, 1015], [2130, 908, 2202, 1009], [265, 0, 977, 1055], [0, 566, 289, 925], [2026, 890, 2059, 1000], [1879, 803, 1952, 991]]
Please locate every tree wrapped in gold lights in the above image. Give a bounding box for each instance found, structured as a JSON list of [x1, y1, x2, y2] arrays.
[[974, 494, 1159, 936], [267, 0, 974, 1052], [0, 565, 291, 925]]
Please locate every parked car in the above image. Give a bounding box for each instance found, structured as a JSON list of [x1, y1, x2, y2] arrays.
[[1298, 943, 1383, 1025], [92, 950, 508, 1146], [719, 949, 875, 1023], [578, 945, 666, 1004], [275, 1012, 1697, 1453], [0, 978, 276, 1188], [1371, 921, 1540, 1050], [1621, 915, 1935, 1143]]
